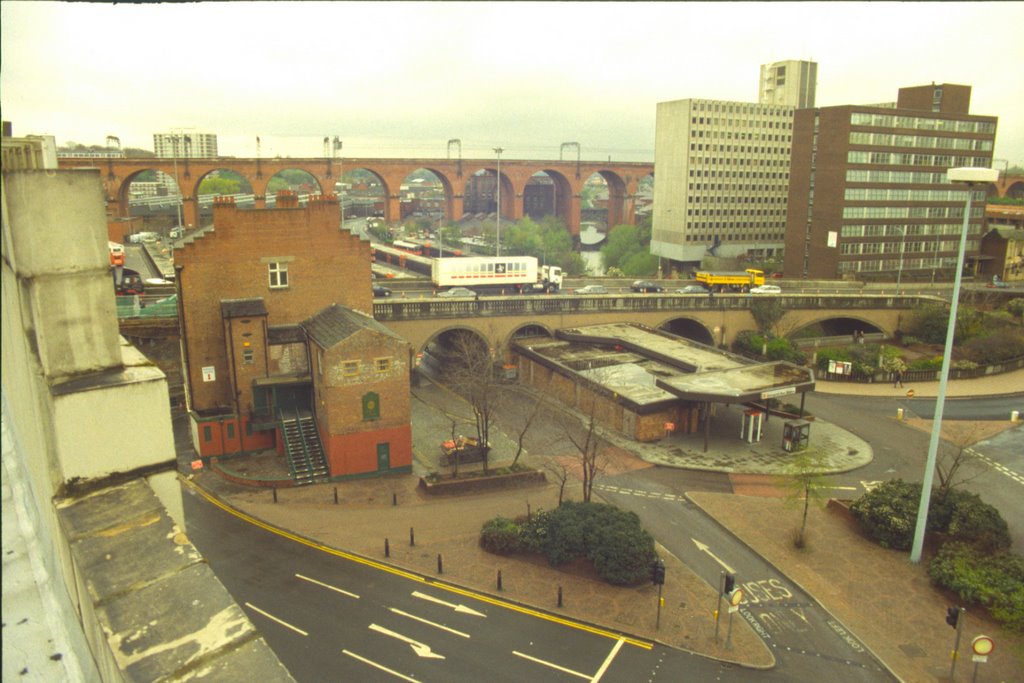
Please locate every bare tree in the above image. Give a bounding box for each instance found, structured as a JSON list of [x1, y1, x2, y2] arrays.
[[544, 460, 571, 506], [444, 330, 500, 473], [779, 448, 831, 548], [562, 406, 604, 503], [498, 377, 552, 468], [935, 423, 990, 496]]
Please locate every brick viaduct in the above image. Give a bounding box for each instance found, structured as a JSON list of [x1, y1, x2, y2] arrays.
[[58, 156, 655, 236]]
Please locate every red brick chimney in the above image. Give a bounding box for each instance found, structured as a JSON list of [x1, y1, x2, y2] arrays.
[[276, 190, 299, 208]]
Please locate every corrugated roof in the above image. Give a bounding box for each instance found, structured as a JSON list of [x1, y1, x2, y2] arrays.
[[301, 304, 405, 349], [220, 298, 267, 318]]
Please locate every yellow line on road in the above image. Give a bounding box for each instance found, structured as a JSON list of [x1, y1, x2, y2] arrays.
[[184, 478, 652, 650]]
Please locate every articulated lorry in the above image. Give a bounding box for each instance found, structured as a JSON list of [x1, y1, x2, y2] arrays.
[[432, 256, 563, 294], [695, 268, 765, 292]]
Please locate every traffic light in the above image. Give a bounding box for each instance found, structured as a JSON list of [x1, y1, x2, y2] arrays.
[[651, 558, 666, 585], [946, 606, 961, 629], [723, 573, 735, 595]]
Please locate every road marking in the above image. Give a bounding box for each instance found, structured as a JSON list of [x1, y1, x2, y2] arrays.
[[370, 623, 445, 659], [296, 573, 360, 599], [827, 485, 859, 491], [860, 480, 884, 492], [244, 602, 308, 636], [186, 479, 650, 650], [390, 608, 470, 638], [968, 448, 1024, 486], [512, 650, 590, 679], [691, 538, 736, 574], [412, 590, 486, 616], [595, 483, 685, 502], [342, 650, 418, 681], [592, 638, 626, 682]]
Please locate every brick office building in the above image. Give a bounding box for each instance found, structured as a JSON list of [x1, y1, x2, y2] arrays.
[[784, 83, 997, 280], [175, 192, 412, 479]]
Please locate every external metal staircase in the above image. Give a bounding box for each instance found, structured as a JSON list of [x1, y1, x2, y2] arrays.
[[279, 408, 328, 485]]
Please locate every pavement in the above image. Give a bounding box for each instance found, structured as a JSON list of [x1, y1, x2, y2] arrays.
[[191, 368, 1024, 681]]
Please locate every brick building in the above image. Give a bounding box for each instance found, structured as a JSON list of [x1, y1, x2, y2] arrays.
[[175, 191, 412, 479]]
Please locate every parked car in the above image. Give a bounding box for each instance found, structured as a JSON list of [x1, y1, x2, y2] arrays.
[[576, 285, 609, 295], [631, 280, 665, 293], [675, 285, 707, 294], [437, 287, 477, 298], [750, 284, 782, 294], [372, 284, 392, 298]]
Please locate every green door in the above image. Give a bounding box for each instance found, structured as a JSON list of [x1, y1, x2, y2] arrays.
[[376, 443, 390, 472]]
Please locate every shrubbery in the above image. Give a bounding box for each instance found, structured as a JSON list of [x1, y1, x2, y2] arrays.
[[479, 502, 656, 586], [961, 328, 1024, 364], [849, 480, 923, 550], [928, 542, 1024, 633]]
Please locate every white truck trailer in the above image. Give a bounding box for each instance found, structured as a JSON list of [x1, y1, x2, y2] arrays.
[[431, 256, 563, 294]]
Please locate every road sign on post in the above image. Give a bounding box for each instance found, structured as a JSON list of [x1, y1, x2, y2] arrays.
[[947, 606, 965, 680]]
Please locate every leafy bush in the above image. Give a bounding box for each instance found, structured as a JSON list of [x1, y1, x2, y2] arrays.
[[907, 357, 944, 371], [849, 480, 923, 549], [1006, 298, 1024, 322], [928, 542, 1024, 633], [484, 502, 656, 585], [733, 330, 767, 358], [479, 517, 522, 555], [961, 328, 1024, 364], [936, 490, 1011, 552], [906, 304, 951, 344], [765, 337, 807, 364]]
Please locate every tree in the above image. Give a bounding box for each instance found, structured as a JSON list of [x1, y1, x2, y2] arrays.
[[750, 298, 785, 335], [198, 175, 241, 196], [444, 330, 500, 473], [933, 423, 990, 497], [561, 406, 604, 502], [780, 448, 831, 548], [498, 379, 551, 467]]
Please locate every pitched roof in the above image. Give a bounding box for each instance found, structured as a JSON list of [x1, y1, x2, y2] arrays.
[[301, 304, 405, 349]]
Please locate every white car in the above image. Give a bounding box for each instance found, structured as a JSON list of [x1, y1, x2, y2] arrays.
[[750, 285, 782, 294]]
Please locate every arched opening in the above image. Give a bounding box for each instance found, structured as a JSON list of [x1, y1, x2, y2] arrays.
[[340, 168, 388, 235], [659, 318, 715, 346], [120, 168, 184, 236], [418, 327, 491, 381], [196, 169, 254, 224]]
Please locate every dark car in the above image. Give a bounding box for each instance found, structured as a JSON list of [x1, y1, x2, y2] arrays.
[[631, 280, 664, 293], [372, 284, 392, 298]]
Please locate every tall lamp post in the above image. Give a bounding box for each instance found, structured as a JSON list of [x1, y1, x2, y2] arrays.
[[171, 135, 183, 231], [909, 166, 998, 564], [493, 146, 504, 257], [333, 137, 344, 225]]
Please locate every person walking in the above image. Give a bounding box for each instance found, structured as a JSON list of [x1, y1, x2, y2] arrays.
[[894, 369, 904, 388]]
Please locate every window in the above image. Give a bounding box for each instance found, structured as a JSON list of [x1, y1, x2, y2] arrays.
[[242, 347, 254, 364], [203, 425, 212, 442], [343, 360, 359, 377], [375, 357, 391, 373], [227, 423, 235, 439], [268, 262, 289, 289]]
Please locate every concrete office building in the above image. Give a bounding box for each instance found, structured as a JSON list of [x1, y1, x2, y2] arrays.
[[759, 60, 818, 109], [651, 60, 816, 271], [153, 130, 218, 158], [783, 83, 997, 280]]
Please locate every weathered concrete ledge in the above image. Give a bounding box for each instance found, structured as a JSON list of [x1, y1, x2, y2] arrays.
[[419, 469, 547, 495]]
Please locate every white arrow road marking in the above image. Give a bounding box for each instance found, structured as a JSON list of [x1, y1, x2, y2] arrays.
[[691, 538, 736, 574], [296, 573, 360, 599], [369, 623, 445, 659], [342, 650, 418, 682], [512, 651, 590, 679], [412, 590, 486, 616], [390, 608, 470, 638], [244, 602, 308, 636]]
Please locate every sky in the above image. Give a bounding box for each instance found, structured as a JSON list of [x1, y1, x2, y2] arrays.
[[3, 1, 1023, 165]]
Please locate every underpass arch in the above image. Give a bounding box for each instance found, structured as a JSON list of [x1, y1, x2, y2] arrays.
[[656, 316, 716, 346], [786, 314, 889, 340]]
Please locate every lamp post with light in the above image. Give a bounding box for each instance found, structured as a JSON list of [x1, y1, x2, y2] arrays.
[[494, 146, 504, 257], [909, 166, 999, 564]]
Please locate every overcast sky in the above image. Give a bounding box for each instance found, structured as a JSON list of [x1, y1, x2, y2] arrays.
[[3, 1, 1022, 164]]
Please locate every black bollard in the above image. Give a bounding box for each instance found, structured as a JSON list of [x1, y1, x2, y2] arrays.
[[392, 492, 397, 506], [437, 553, 443, 574], [272, 486, 277, 503], [410, 527, 415, 547], [334, 487, 338, 504], [557, 585, 563, 608], [385, 538, 390, 558], [497, 570, 503, 591], [527, 502, 531, 521]]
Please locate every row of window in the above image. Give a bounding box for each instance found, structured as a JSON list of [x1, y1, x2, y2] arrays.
[[846, 170, 956, 184], [688, 183, 788, 192], [839, 239, 979, 255], [838, 255, 962, 273], [843, 188, 975, 202], [342, 358, 392, 376], [688, 208, 787, 217], [692, 101, 794, 118], [847, 151, 991, 167], [691, 130, 792, 143], [850, 113, 996, 134], [848, 132, 993, 151], [690, 157, 791, 168], [688, 195, 787, 204], [842, 206, 983, 219], [685, 232, 785, 242], [688, 170, 790, 180], [689, 143, 791, 155], [840, 222, 980, 238]]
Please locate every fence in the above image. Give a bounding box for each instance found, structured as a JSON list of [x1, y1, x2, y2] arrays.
[[820, 355, 1024, 384]]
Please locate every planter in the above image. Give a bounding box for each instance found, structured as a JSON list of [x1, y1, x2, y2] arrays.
[[419, 468, 546, 496]]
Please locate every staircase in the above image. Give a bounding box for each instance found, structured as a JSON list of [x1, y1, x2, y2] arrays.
[[280, 409, 329, 486]]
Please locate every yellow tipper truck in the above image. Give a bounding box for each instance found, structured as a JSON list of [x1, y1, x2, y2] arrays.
[[694, 268, 765, 292]]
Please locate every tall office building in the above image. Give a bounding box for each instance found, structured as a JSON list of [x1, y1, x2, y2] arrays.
[[153, 130, 218, 158], [783, 83, 997, 280], [651, 60, 816, 268], [759, 60, 817, 109]]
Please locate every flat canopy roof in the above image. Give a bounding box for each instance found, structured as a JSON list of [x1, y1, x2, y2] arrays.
[[515, 322, 814, 409]]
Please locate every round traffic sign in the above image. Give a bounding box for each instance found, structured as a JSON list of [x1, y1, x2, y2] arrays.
[[729, 587, 744, 606], [906, 389, 915, 398], [972, 635, 994, 655]]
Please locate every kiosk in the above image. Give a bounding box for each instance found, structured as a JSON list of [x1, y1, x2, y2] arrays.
[[782, 420, 811, 452]]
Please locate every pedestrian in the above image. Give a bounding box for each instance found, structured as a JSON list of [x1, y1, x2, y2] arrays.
[[894, 370, 904, 388], [708, 288, 714, 299]]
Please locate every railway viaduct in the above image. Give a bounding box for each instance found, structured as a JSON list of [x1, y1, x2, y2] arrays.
[[58, 156, 654, 237]]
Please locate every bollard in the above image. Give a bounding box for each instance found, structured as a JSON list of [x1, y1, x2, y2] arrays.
[[393, 492, 397, 506], [897, 407, 904, 420], [272, 486, 277, 503], [1012, 410, 1020, 422], [497, 570, 503, 591], [385, 538, 390, 558], [527, 502, 531, 521], [410, 527, 415, 547], [437, 554, 443, 574], [557, 586, 563, 608], [334, 487, 339, 504]]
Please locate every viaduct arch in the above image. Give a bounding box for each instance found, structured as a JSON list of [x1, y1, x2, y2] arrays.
[[59, 156, 654, 236]]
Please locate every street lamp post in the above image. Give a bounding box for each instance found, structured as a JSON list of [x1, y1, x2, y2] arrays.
[[494, 146, 504, 257], [909, 167, 998, 564], [171, 135, 183, 231], [333, 137, 344, 226]]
